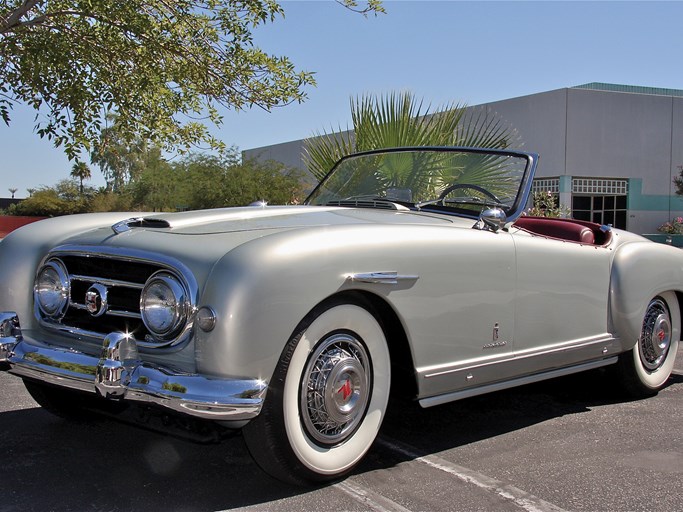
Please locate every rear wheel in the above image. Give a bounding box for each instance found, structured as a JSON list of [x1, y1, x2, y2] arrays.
[[617, 293, 679, 397], [243, 300, 391, 485]]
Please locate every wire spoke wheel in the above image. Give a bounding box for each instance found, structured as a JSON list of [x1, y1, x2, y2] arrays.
[[617, 292, 679, 397], [301, 332, 371, 445], [638, 298, 672, 372]]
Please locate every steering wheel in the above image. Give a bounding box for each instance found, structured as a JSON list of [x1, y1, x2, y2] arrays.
[[437, 183, 502, 205]]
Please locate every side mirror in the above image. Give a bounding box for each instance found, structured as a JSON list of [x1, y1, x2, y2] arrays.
[[478, 208, 507, 232]]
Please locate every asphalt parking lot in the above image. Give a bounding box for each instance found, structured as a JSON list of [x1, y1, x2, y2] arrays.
[[1, 351, 682, 512]]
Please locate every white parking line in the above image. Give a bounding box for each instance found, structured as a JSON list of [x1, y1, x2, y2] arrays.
[[334, 480, 413, 512], [378, 438, 568, 512]]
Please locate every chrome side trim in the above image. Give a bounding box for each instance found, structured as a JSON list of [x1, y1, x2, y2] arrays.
[[346, 271, 419, 285], [422, 333, 616, 379], [419, 357, 618, 408]]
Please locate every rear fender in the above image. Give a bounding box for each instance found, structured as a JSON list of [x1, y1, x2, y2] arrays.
[[610, 241, 683, 349]]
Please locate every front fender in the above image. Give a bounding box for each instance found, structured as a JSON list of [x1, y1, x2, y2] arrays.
[[610, 241, 683, 349], [194, 225, 418, 383]]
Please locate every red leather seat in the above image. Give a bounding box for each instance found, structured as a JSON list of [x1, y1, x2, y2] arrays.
[[514, 217, 596, 245]]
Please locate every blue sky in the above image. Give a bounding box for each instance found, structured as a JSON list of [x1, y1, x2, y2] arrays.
[[2, 0, 682, 197]]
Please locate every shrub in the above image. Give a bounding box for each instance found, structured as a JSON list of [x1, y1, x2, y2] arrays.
[[658, 216, 683, 234]]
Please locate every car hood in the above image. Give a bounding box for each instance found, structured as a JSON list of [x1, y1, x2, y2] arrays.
[[131, 205, 459, 234], [46, 206, 474, 279], [56, 206, 468, 268]]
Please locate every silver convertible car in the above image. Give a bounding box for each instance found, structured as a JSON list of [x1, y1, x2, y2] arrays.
[[0, 147, 680, 485]]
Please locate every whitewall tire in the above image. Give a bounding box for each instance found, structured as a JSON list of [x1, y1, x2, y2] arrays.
[[243, 299, 390, 485], [618, 292, 679, 396]]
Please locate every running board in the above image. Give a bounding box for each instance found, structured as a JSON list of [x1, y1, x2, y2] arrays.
[[418, 357, 618, 408]]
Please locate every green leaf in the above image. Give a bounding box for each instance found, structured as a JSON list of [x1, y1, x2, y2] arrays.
[[303, 91, 520, 187], [0, 1, 381, 158]]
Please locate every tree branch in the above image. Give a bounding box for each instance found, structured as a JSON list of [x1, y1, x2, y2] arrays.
[[0, 0, 44, 34], [335, 0, 385, 16]]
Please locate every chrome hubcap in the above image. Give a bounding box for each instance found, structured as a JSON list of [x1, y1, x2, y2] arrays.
[[639, 299, 671, 371], [300, 333, 371, 445]]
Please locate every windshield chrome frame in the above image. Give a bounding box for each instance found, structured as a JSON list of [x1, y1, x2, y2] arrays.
[[305, 146, 538, 223]]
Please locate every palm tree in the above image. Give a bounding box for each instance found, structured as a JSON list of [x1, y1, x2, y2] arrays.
[[91, 113, 159, 191], [70, 161, 92, 195], [303, 92, 520, 200], [8, 188, 18, 199]]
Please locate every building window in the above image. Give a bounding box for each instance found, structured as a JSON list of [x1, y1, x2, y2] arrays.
[[571, 178, 628, 195], [571, 178, 628, 229], [532, 178, 560, 194]]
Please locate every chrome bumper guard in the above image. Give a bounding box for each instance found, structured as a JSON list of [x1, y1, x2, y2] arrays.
[[0, 312, 266, 421]]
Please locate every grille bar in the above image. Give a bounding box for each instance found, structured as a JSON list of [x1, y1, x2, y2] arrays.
[[70, 274, 145, 289], [69, 301, 143, 320]]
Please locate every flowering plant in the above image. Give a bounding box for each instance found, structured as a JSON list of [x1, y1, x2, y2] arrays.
[[658, 217, 683, 234], [526, 191, 569, 218]]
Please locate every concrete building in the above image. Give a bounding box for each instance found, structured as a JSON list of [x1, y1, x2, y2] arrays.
[[244, 83, 683, 234]]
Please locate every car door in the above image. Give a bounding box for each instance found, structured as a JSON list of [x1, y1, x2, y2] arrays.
[[410, 227, 517, 399], [511, 233, 613, 371]]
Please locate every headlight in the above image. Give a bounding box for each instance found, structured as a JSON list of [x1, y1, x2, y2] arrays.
[[35, 259, 70, 319], [140, 271, 188, 340]]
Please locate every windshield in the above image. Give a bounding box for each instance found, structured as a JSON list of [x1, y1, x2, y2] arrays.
[[305, 147, 536, 220]]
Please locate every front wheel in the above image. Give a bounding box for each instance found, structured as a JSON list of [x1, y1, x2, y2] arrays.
[[243, 300, 391, 485], [617, 293, 679, 397]]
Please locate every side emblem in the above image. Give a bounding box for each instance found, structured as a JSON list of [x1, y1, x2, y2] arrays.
[[85, 284, 108, 317], [483, 322, 507, 349]]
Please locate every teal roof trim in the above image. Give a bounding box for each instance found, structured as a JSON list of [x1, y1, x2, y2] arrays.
[[572, 83, 683, 97]]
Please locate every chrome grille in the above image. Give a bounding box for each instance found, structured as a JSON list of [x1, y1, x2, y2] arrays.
[[36, 248, 196, 348]]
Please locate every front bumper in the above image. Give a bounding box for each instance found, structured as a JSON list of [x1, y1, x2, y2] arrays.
[[0, 312, 266, 422]]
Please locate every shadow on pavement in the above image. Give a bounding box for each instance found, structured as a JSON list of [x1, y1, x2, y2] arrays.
[[0, 368, 679, 511]]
